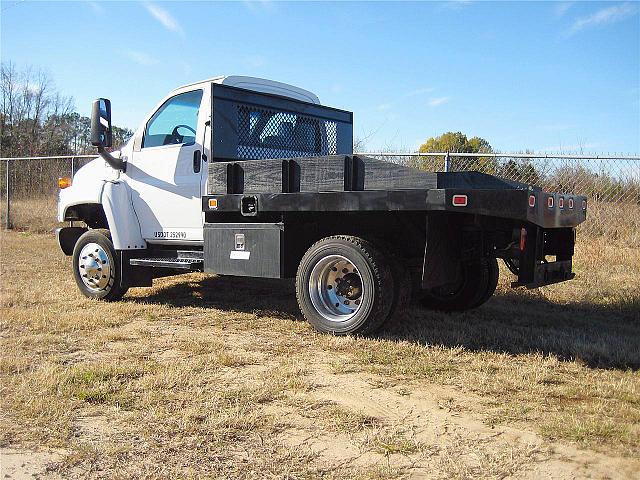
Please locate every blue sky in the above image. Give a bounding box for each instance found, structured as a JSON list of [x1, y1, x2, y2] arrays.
[[1, 0, 639, 153]]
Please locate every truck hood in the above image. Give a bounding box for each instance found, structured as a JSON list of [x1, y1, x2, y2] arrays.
[[57, 153, 122, 222], [73, 153, 121, 183]]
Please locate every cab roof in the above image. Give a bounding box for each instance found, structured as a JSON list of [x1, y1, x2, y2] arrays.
[[175, 75, 321, 105]]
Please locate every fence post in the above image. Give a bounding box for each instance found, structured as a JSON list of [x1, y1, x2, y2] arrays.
[[4, 159, 11, 230], [444, 152, 450, 172], [71, 156, 75, 177]]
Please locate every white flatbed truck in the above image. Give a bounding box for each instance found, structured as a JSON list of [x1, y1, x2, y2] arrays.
[[56, 76, 587, 335]]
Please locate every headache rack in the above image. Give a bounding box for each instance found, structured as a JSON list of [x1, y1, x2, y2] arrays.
[[210, 83, 353, 163]]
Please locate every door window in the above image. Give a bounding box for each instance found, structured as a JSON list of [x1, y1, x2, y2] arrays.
[[143, 90, 203, 148]]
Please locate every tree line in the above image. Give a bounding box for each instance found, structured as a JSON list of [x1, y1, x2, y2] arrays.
[[0, 62, 132, 158], [412, 131, 638, 203]]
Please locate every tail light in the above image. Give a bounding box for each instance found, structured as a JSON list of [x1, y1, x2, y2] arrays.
[[58, 177, 72, 189], [452, 194, 468, 206], [528, 194, 536, 207], [519, 227, 527, 251]]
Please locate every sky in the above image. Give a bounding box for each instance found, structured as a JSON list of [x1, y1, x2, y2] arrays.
[[1, 0, 639, 154]]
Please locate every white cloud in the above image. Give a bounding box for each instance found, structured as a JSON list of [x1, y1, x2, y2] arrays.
[[442, 0, 472, 10], [125, 50, 158, 66], [143, 2, 183, 35], [428, 96, 451, 107], [567, 2, 638, 36], [243, 0, 275, 14], [554, 2, 574, 18], [376, 102, 393, 111], [375, 87, 435, 111], [21, 82, 42, 94], [180, 61, 193, 76], [86, 1, 105, 14], [541, 123, 575, 132], [243, 55, 267, 68], [403, 87, 435, 98]]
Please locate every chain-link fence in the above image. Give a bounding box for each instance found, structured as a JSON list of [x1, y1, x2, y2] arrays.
[[363, 152, 640, 246], [1, 155, 96, 233], [1, 153, 639, 246]]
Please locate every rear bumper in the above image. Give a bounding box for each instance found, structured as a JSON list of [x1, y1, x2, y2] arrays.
[[512, 225, 576, 288], [512, 259, 574, 289]]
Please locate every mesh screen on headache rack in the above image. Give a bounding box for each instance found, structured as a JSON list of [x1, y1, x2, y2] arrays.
[[210, 83, 352, 162]]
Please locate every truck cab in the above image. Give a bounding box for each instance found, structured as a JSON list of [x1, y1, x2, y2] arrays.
[[57, 76, 587, 335], [58, 76, 321, 246]]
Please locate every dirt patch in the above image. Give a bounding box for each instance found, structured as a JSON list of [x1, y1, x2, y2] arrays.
[[0, 448, 65, 479]]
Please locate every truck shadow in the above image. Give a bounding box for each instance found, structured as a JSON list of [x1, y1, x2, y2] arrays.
[[386, 293, 640, 371], [127, 275, 640, 371], [129, 274, 302, 317]]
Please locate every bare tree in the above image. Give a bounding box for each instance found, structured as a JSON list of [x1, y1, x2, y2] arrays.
[[0, 62, 121, 157]]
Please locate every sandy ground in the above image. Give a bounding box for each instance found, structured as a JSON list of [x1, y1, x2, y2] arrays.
[[4, 320, 638, 479], [0, 449, 64, 479]]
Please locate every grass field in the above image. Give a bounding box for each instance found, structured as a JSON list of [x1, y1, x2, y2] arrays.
[[1, 231, 639, 479]]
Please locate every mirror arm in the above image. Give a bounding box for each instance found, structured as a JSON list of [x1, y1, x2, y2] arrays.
[[97, 146, 127, 172]]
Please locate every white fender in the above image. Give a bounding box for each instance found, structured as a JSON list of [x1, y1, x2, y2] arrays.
[[58, 158, 108, 221], [101, 180, 146, 250]]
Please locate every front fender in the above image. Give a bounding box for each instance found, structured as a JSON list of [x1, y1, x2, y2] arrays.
[[58, 180, 102, 222], [101, 181, 146, 251], [58, 158, 109, 221]]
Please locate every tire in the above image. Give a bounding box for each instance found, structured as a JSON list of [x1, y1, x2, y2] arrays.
[[295, 236, 394, 335], [473, 257, 499, 308], [419, 259, 489, 312], [72, 229, 128, 301]]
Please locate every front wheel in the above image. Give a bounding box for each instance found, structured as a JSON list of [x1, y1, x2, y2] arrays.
[[295, 236, 394, 335], [72, 229, 128, 301]]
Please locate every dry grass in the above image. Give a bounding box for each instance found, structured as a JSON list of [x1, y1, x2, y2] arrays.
[[1, 231, 639, 478], [582, 200, 640, 246], [0, 196, 63, 234]]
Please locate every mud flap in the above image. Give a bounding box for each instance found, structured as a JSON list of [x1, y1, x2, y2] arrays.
[[421, 213, 462, 289], [118, 251, 153, 288], [56, 226, 88, 256]]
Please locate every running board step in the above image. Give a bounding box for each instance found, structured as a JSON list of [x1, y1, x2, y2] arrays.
[[129, 257, 203, 270]]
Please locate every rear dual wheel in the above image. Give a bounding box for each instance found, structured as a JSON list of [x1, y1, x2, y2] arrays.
[[419, 257, 498, 312]]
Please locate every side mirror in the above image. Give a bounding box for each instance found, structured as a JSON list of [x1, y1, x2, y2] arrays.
[[91, 98, 113, 148], [90, 98, 126, 171]]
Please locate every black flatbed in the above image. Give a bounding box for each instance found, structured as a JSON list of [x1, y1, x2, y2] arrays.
[[202, 159, 586, 230]]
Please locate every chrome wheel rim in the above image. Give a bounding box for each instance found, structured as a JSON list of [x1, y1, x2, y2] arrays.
[[78, 242, 111, 292], [309, 255, 365, 322]]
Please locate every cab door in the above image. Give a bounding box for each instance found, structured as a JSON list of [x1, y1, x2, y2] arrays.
[[126, 88, 207, 243]]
